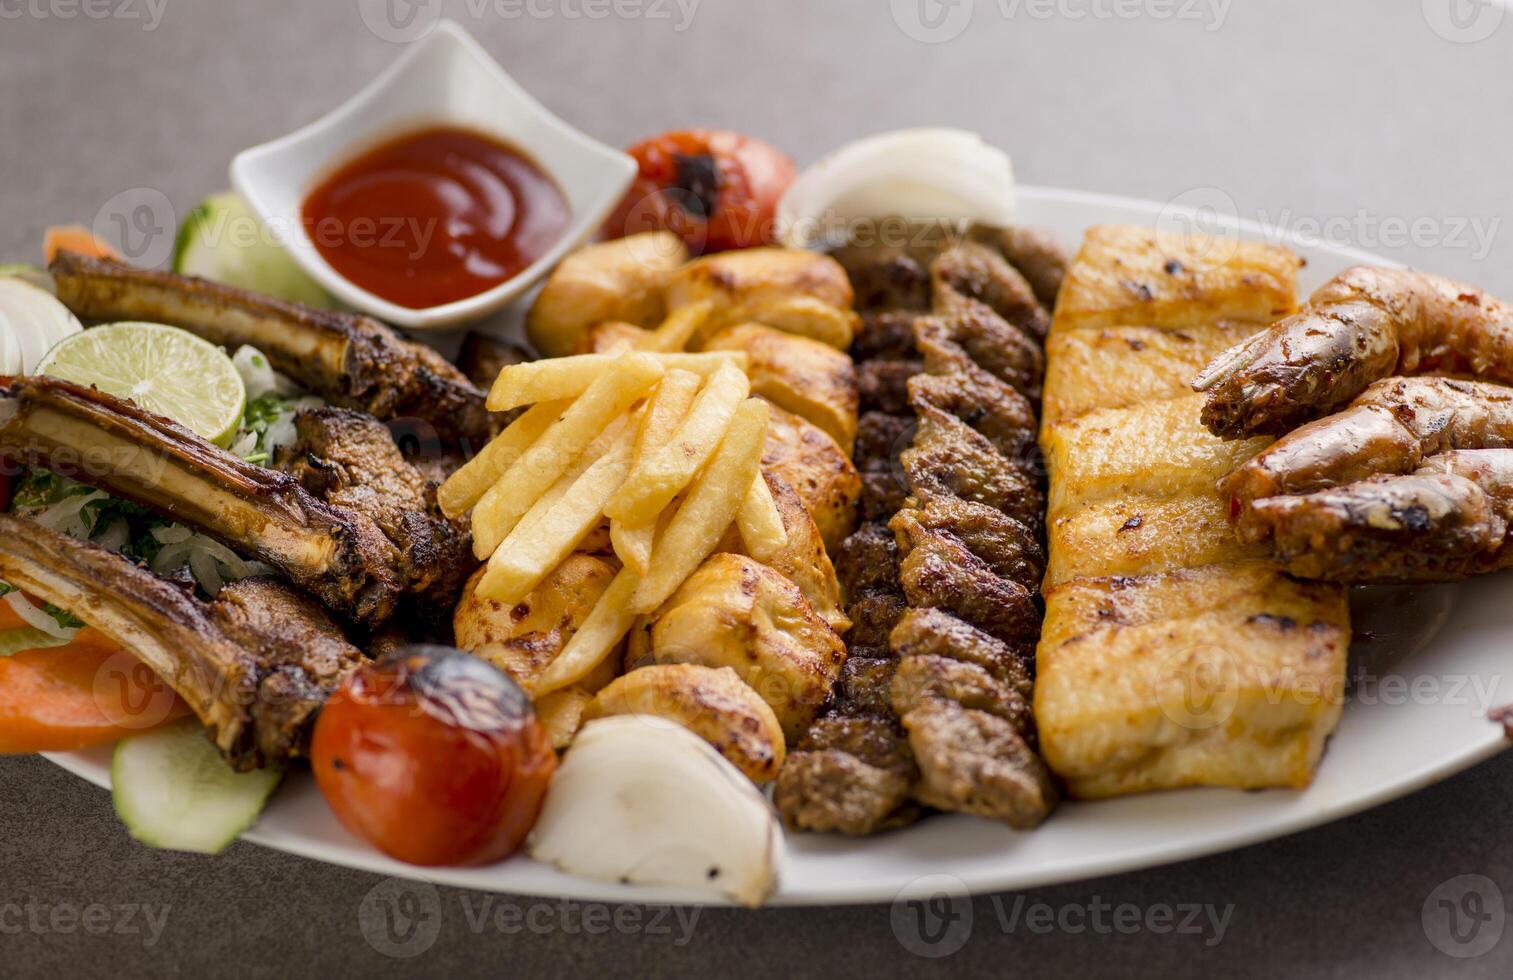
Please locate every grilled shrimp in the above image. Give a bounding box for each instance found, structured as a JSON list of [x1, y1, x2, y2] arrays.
[[1220, 377, 1513, 505], [1194, 266, 1513, 438], [1238, 449, 1513, 582]]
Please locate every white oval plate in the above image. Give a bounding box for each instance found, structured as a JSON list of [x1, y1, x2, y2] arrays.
[[44, 187, 1513, 906]]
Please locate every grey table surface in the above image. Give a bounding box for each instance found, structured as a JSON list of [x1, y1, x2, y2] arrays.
[[3, 0, 1512, 976]]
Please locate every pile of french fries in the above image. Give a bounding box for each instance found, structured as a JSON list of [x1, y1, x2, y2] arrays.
[[438, 345, 788, 700]]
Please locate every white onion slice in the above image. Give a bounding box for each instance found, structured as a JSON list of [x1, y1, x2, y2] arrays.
[[777, 128, 1016, 250], [0, 278, 83, 375], [3, 591, 79, 641], [528, 716, 782, 907]]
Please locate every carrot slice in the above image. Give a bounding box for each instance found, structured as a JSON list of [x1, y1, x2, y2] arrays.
[[43, 225, 120, 264]]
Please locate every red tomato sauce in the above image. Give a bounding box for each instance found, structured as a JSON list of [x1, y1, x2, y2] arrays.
[[302, 126, 569, 309]]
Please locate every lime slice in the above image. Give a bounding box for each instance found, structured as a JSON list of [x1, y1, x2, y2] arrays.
[[37, 322, 246, 446]]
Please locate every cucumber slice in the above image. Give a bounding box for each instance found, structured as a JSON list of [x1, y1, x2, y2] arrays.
[[173, 191, 335, 309], [112, 718, 282, 854]]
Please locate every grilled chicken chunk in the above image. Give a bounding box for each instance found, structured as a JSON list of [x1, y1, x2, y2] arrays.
[[715, 472, 849, 633], [761, 401, 861, 552], [453, 554, 619, 748], [0, 377, 404, 627], [665, 248, 861, 350], [526, 232, 689, 356], [645, 553, 847, 741], [49, 251, 490, 444], [0, 516, 362, 768], [584, 663, 788, 783], [276, 407, 472, 611], [453, 553, 618, 691], [703, 322, 859, 453]]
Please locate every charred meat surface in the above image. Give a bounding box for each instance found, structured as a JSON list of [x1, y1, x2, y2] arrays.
[[275, 407, 473, 611], [49, 251, 490, 444], [0, 376, 404, 627], [777, 224, 1063, 834], [455, 331, 529, 390], [0, 516, 362, 768]]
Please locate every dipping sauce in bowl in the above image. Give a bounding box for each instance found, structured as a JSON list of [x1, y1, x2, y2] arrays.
[[302, 125, 569, 309]]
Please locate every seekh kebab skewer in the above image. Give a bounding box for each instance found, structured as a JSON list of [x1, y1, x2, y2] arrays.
[[775, 226, 1064, 834]]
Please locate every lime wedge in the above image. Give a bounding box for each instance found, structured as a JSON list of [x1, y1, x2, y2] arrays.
[[37, 322, 246, 446]]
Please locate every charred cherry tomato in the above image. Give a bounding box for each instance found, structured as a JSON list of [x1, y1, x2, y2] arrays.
[[605, 129, 796, 253], [312, 646, 555, 867]]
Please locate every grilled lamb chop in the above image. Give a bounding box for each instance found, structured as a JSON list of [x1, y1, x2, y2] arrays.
[[0, 515, 362, 768], [49, 251, 491, 444], [0, 377, 405, 627], [275, 407, 473, 612]]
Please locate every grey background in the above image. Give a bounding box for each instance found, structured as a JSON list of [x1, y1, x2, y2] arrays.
[[2, 0, 1511, 976]]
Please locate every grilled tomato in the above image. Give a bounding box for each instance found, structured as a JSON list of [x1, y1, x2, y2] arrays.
[[312, 646, 555, 867], [605, 129, 795, 253]]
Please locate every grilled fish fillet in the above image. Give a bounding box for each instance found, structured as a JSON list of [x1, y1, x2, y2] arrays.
[[1035, 225, 1349, 798]]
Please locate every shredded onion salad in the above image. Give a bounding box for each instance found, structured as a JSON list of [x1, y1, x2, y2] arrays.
[[0, 345, 320, 621]]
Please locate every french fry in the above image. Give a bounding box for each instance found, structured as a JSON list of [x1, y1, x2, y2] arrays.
[[471, 353, 664, 557], [630, 398, 769, 614], [603, 361, 751, 527], [638, 299, 713, 353], [486, 351, 746, 411], [736, 473, 787, 561], [534, 566, 642, 696], [609, 369, 702, 572], [437, 400, 568, 519], [476, 432, 637, 606]]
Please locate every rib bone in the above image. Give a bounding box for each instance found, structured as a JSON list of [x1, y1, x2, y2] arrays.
[[0, 376, 403, 627], [49, 251, 491, 444], [0, 515, 363, 768]]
